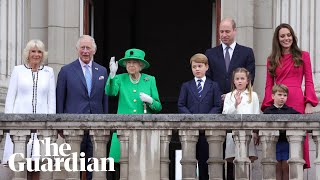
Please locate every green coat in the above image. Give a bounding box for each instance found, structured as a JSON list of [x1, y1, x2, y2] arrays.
[[105, 73, 162, 114]]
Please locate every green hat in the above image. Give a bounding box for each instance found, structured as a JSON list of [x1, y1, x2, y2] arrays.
[[118, 48, 150, 69]]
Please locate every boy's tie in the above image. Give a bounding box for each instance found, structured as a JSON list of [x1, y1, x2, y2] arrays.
[[197, 79, 203, 97], [84, 64, 92, 96]]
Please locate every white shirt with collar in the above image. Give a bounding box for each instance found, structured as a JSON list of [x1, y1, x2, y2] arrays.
[[194, 76, 206, 89], [79, 58, 93, 76], [222, 41, 236, 60]]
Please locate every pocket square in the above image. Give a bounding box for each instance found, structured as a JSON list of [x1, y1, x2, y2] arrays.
[[99, 76, 104, 80]]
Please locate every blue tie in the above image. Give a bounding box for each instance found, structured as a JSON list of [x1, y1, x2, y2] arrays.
[[197, 79, 203, 97], [84, 64, 92, 96]]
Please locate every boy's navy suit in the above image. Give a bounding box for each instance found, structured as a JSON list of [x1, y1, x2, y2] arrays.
[[178, 78, 221, 113], [178, 78, 221, 180]]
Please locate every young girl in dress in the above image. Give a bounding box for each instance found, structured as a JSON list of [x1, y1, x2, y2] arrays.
[[222, 67, 260, 178]]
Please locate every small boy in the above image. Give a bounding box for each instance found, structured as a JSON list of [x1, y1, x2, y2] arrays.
[[178, 53, 221, 180], [178, 53, 222, 113], [263, 84, 300, 180]]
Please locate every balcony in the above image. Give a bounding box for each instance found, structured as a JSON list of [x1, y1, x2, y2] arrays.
[[0, 114, 319, 180]]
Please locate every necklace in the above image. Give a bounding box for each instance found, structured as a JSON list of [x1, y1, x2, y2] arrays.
[[129, 73, 141, 84]]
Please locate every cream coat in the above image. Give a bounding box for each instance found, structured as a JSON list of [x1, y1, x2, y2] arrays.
[[5, 65, 56, 114]]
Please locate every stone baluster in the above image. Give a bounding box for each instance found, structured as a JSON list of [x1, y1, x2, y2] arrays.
[[90, 129, 110, 180], [259, 130, 279, 180], [0, 130, 3, 164], [232, 130, 251, 180], [37, 130, 57, 180], [287, 130, 305, 180], [205, 130, 226, 180], [63, 130, 84, 180], [160, 130, 172, 180], [10, 130, 30, 180], [313, 130, 320, 180], [118, 130, 130, 180], [179, 130, 198, 180]]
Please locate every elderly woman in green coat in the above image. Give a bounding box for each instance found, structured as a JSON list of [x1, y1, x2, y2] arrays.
[[105, 48, 162, 114]]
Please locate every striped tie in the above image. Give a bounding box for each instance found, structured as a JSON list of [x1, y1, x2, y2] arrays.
[[197, 79, 203, 97]]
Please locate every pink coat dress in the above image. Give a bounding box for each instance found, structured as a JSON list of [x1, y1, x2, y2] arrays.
[[261, 51, 319, 168]]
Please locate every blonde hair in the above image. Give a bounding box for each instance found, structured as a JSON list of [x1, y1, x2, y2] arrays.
[[23, 39, 48, 64], [189, 53, 208, 65], [231, 68, 253, 103]]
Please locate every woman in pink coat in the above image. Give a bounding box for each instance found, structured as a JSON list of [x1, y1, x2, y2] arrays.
[[261, 23, 318, 171]]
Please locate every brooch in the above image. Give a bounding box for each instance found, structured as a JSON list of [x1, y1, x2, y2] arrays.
[[99, 76, 104, 80], [144, 77, 149, 81]]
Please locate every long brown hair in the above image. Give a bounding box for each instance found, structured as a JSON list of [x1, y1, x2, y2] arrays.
[[268, 23, 302, 77], [231, 68, 253, 103]]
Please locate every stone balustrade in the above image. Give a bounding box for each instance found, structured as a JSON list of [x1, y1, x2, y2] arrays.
[[0, 114, 320, 180]]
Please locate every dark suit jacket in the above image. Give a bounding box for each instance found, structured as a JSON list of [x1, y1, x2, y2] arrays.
[[178, 78, 221, 113], [56, 59, 108, 114], [205, 43, 255, 94]]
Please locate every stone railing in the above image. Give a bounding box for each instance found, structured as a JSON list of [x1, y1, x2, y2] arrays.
[[0, 114, 320, 180]]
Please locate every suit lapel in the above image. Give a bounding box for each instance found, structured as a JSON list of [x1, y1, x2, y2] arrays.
[[229, 43, 240, 73], [91, 62, 99, 97], [199, 80, 212, 101], [218, 45, 228, 74], [189, 80, 199, 100], [72, 60, 88, 91]]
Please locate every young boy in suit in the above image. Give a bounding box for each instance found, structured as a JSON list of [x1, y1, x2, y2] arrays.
[[178, 53, 222, 180], [264, 84, 300, 180]]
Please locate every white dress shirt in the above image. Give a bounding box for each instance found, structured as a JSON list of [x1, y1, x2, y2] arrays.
[[194, 76, 206, 89], [222, 41, 236, 60], [79, 58, 93, 76]]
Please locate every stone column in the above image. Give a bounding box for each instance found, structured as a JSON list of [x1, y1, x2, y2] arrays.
[[232, 130, 251, 180], [64, 130, 84, 180], [0, 130, 3, 164], [10, 130, 30, 180], [118, 130, 130, 180], [313, 130, 320, 180], [205, 130, 225, 180], [179, 130, 198, 180], [160, 130, 172, 180], [48, 0, 80, 76], [37, 130, 57, 180], [287, 130, 305, 180], [90, 129, 110, 180], [259, 130, 279, 180]]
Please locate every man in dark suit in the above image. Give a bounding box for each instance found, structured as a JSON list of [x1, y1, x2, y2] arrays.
[[205, 18, 256, 180], [56, 35, 108, 180], [178, 53, 221, 180], [205, 18, 255, 96]]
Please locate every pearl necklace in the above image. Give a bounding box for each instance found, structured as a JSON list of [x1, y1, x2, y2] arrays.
[[129, 73, 141, 84]]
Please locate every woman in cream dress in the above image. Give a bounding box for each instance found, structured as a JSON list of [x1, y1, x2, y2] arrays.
[[3, 40, 55, 174]]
